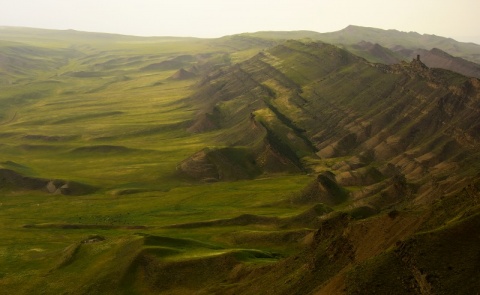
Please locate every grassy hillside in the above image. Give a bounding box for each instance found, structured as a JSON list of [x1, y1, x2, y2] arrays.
[[0, 27, 479, 294], [0, 27, 316, 294]]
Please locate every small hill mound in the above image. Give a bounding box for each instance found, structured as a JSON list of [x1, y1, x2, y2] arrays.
[[177, 139, 302, 182], [0, 168, 96, 195], [177, 147, 261, 182], [292, 171, 349, 205], [124, 248, 267, 294], [169, 68, 196, 80]]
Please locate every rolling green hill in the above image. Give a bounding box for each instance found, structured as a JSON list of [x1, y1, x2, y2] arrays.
[[0, 27, 479, 294]]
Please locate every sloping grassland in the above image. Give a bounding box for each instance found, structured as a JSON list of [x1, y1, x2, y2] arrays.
[[0, 28, 479, 294]]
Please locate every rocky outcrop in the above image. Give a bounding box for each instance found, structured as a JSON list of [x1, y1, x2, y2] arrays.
[[394, 47, 480, 78]]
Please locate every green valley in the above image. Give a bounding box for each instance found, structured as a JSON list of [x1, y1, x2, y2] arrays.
[[0, 26, 479, 294]]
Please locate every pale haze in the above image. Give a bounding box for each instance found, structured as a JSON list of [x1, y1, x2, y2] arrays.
[[1, 0, 479, 43]]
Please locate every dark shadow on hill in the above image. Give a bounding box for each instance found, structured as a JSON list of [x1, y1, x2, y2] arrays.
[[163, 203, 334, 230], [0, 168, 97, 195], [291, 171, 350, 206], [70, 145, 139, 154], [177, 145, 303, 182]]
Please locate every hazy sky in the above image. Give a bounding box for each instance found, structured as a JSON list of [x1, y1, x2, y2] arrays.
[[1, 0, 479, 43]]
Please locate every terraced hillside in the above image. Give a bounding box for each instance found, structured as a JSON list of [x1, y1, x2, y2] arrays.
[[0, 27, 479, 294]]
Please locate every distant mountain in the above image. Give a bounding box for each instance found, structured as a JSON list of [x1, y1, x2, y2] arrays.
[[238, 30, 323, 40], [243, 25, 480, 66], [318, 25, 480, 63], [0, 26, 198, 45], [349, 41, 402, 64]]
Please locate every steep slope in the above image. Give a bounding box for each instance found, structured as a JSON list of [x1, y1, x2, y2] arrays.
[[173, 40, 480, 293], [180, 41, 362, 180], [183, 40, 480, 195]]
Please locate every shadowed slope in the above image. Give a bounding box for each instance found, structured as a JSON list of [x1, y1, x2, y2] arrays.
[[0, 168, 96, 195]]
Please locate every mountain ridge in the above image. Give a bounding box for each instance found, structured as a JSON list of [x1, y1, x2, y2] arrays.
[[182, 40, 480, 191], [244, 25, 480, 65]]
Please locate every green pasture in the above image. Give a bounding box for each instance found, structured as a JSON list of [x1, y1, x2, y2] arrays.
[[0, 173, 313, 294]]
